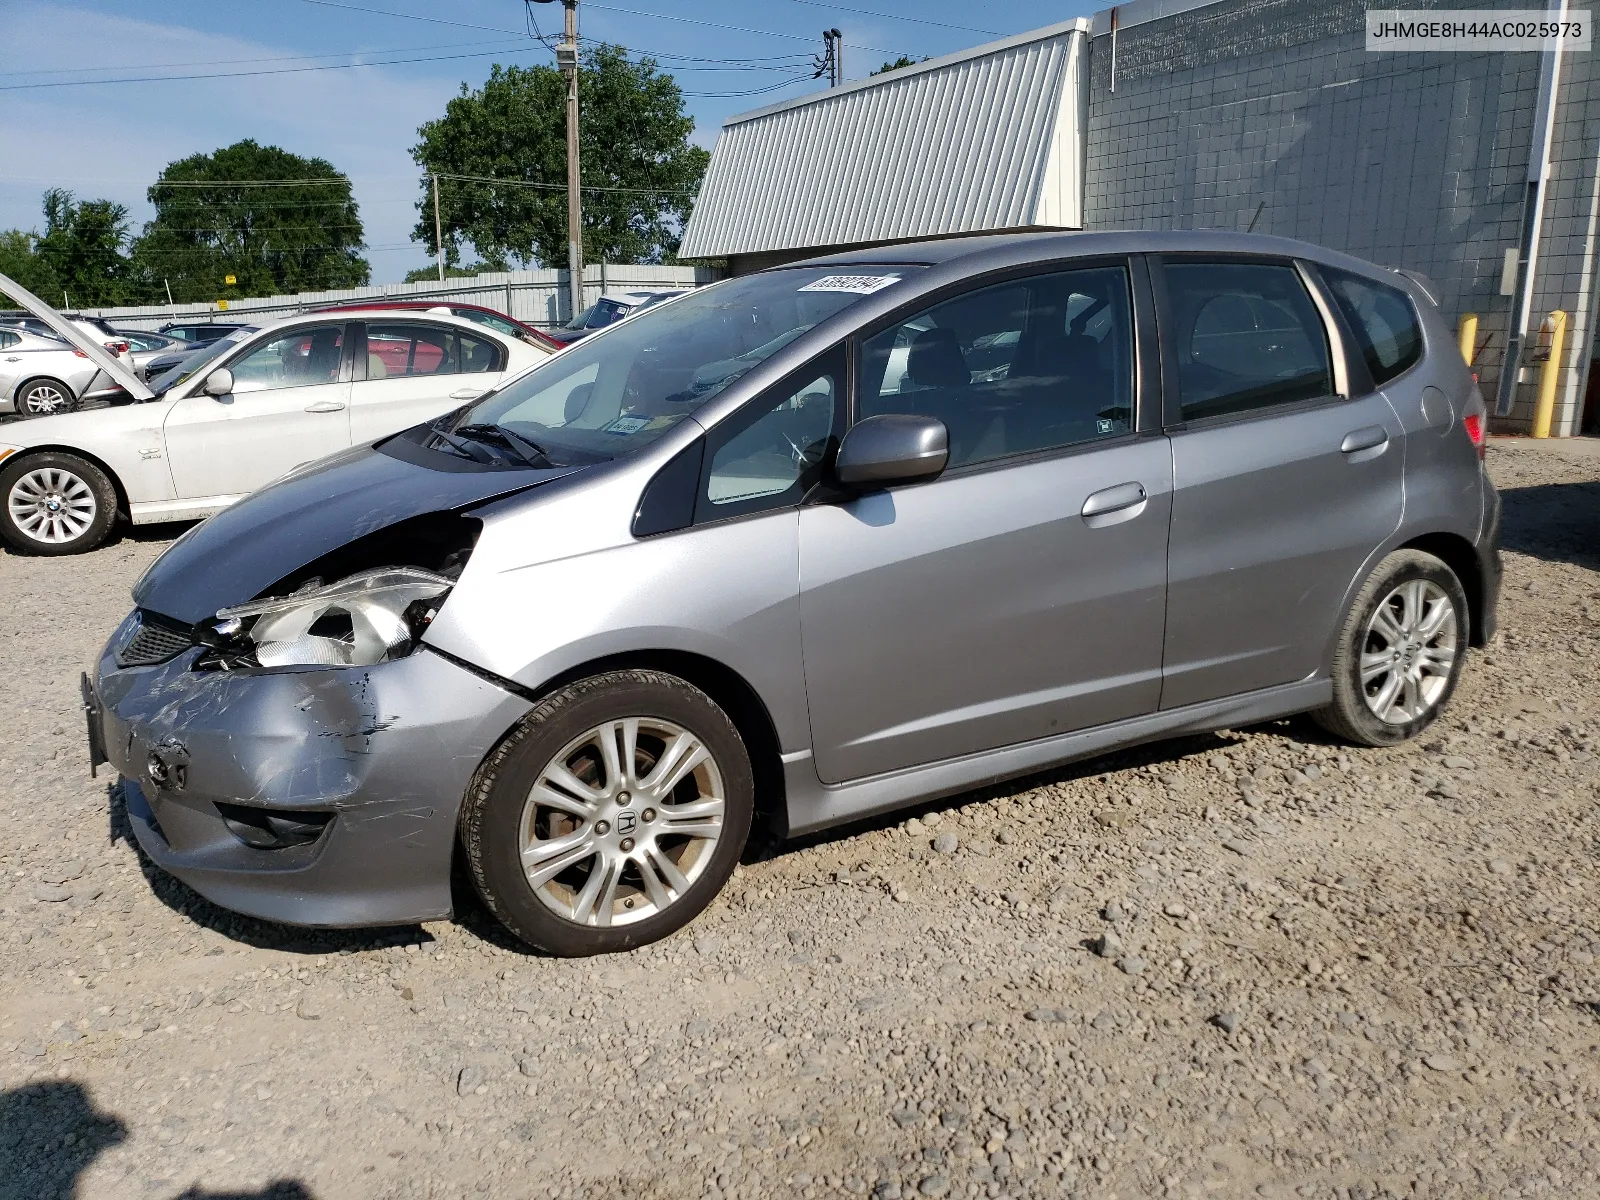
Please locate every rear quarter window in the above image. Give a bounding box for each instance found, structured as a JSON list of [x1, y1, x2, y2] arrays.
[[1322, 268, 1423, 386]]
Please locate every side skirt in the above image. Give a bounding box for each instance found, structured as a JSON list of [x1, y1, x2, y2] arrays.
[[783, 677, 1331, 837], [129, 495, 241, 525]]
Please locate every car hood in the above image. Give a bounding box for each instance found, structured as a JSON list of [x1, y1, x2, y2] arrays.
[[0, 271, 153, 401], [133, 442, 579, 624]]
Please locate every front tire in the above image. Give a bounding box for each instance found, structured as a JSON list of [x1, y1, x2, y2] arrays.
[[0, 452, 118, 555], [460, 669, 754, 956], [1314, 549, 1468, 746], [16, 378, 76, 417]]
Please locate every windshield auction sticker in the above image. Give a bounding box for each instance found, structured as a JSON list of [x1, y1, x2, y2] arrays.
[[1367, 9, 1590, 50], [798, 275, 903, 294]]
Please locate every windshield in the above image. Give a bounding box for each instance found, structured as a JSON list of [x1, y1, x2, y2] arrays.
[[146, 326, 256, 395], [453, 266, 920, 466]]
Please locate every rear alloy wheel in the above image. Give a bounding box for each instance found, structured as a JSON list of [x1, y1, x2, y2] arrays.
[[0, 452, 119, 555], [16, 378, 74, 417], [1314, 549, 1468, 746], [461, 669, 754, 955]]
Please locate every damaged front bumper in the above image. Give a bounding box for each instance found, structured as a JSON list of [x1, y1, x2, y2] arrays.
[[93, 621, 531, 928]]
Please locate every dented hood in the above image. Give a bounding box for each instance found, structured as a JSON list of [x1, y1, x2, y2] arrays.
[[133, 443, 576, 624]]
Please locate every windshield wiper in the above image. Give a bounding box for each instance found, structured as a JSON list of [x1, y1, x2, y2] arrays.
[[428, 426, 496, 464], [454, 423, 555, 468]]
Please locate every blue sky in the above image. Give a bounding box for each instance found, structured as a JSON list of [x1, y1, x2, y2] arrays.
[[0, 1, 1093, 283]]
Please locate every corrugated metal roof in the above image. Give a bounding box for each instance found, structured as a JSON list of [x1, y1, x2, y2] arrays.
[[679, 20, 1090, 261]]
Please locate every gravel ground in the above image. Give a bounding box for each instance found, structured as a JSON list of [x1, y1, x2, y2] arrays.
[[2, 440, 1598, 1200]]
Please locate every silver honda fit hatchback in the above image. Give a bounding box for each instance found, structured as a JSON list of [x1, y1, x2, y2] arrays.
[[88, 231, 1500, 956]]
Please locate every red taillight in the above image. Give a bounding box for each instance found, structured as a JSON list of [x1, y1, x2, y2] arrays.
[[109, 341, 129, 355], [71, 348, 87, 359], [1463, 412, 1485, 459]]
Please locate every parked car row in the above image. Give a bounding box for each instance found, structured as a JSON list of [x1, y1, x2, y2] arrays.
[[0, 277, 553, 552], [41, 230, 1499, 959]]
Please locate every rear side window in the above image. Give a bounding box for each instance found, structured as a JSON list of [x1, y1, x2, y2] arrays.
[[1163, 261, 1333, 422], [1322, 268, 1423, 385], [0, 331, 17, 349], [364, 323, 502, 379]]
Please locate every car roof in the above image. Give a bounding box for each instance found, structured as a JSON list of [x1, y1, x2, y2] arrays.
[[786, 229, 1405, 280], [245, 307, 520, 338]]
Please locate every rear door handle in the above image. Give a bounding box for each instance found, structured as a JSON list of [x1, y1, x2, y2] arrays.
[[304, 400, 346, 413], [1340, 425, 1388, 454], [1081, 481, 1147, 527]]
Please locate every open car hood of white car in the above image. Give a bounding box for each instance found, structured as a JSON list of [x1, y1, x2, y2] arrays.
[[0, 271, 154, 402]]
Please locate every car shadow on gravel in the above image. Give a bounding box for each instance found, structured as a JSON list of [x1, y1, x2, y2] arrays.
[[760, 721, 1327, 861], [1498, 479, 1600, 570], [106, 780, 434, 958]]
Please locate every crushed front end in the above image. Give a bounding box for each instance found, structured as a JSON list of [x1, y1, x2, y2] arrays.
[[91, 605, 530, 929]]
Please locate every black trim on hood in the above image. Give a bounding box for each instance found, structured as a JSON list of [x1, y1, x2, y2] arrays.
[[132, 442, 577, 624]]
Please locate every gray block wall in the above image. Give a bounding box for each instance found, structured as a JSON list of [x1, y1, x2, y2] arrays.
[[1083, 0, 1600, 433]]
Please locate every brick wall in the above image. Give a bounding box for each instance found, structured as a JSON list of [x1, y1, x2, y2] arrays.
[[1083, 0, 1600, 433]]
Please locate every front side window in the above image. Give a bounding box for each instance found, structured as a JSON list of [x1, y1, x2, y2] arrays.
[[229, 325, 345, 392], [859, 264, 1135, 469], [459, 265, 921, 466], [1164, 261, 1333, 422], [1322, 268, 1423, 386], [701, 366, 838, 519]]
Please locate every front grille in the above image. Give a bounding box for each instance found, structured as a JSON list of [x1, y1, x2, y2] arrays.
[[116, 617, 194, 667]]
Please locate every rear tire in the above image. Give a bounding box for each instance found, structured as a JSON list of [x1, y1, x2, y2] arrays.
[[1313, 549, 1468, 747], [460, 669, 754, 956], [0, 452, 118, 555], [16, 378, 76, 417]]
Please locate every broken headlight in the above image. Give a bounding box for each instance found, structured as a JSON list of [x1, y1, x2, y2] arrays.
[[212, 567, 454, 668]]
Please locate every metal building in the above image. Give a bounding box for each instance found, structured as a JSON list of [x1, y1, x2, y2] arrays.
[[678, 20, 1090, 275], [683, 0, 1600, 436]]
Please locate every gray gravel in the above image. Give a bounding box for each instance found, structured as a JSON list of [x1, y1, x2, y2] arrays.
[[2, 441, 1599, 1199]]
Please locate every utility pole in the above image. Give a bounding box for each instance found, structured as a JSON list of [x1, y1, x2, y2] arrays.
[[559, 0, 583, 323], [814, 29, 843, 88], [432, 173, 444, 283]]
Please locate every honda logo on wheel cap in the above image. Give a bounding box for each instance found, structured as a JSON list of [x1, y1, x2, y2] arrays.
[[616, 810, 637, 835]]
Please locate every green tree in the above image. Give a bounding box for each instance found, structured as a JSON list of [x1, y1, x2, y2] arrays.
[[0, 190, 134, 307], [402, 262, 492, 283], [412, 46, 709, 269], [873, 55, 924, 75], [130, 140, 370, 302]]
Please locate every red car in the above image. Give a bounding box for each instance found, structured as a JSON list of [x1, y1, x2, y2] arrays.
[[308, 300, 562, 352]]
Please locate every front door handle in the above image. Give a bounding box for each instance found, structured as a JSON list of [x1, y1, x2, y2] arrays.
[[1340, 425, 1388, 454], [449, 387, 488, 401], [304, 400, 347, 413], [1081, 481, 1147, 527]]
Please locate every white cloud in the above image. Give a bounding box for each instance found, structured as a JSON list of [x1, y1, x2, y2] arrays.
[[0, 2, 494, 281]]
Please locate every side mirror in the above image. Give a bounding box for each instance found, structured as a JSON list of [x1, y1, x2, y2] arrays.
[[203, 367, 234, 397], [834, 413, 949, 489]]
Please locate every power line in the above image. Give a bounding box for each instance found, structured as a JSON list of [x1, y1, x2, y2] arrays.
[[582, 3, 906, 57], [0, 44, 543, 91], [775, 0, 998, 35], [3, 37, 516, 78]]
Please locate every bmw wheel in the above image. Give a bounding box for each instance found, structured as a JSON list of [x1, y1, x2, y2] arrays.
[[1314, 549, 1468, 746], [0, 452, 119, 555], [460, 669, 754, 955], [16, 378, 75, 417]]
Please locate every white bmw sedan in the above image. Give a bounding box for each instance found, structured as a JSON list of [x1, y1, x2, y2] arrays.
[[0, 301, 551, 554]]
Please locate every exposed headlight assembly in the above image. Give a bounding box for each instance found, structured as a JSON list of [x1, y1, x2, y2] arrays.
[[214, 567, 454, 668]]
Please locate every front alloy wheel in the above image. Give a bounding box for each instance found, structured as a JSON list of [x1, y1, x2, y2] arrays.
[[521, 717, 727, 927], [0, 452, 119, 555], [461, 669, 754, 956]]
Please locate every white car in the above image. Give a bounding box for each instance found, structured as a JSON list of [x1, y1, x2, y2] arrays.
[[0, 327, 116, 416], [0, 278, 552, 554]]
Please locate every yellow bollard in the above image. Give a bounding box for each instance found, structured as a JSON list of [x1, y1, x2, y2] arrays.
[[1457, 312, 1478, 366], [1531, 309, 1568, 438]]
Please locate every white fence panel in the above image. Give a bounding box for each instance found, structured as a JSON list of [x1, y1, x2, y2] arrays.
[[83, 263, 717, 332]]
